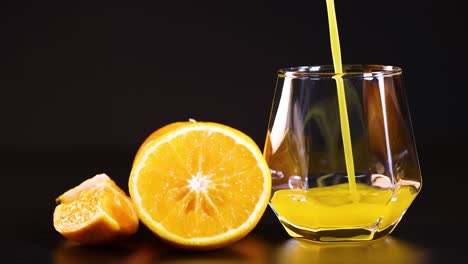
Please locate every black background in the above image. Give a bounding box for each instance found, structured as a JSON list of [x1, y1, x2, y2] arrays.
[[1, 0, 467, 263], [3, 0, 465, 151]]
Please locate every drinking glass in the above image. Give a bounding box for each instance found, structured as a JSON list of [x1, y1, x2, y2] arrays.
[[263, 65, 422, 242]]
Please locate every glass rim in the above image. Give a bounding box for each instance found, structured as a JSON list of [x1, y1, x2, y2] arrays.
[[278, 64, 402, 78]]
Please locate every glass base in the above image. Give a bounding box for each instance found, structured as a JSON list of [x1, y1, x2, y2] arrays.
[[278, 217, 401, 242]]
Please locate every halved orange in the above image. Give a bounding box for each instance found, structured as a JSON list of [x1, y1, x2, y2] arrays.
[[53, 174, 139, 244], [128, 121, 271, 250]]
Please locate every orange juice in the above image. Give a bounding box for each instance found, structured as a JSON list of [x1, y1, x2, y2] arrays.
[[323, 0, 358, 201], [270, 183, 418, 240]]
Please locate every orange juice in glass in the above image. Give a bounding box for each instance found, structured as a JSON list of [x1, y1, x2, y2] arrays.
[[264, 64, 422, 241]]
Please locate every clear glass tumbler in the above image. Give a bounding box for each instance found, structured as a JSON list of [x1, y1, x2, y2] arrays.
[[264, 65, 422, 242]]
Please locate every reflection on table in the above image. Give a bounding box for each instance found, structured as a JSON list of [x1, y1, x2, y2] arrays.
[[274, 236, 430, 264], [53, 234, 271, 264], [53, 234, 429, 264]]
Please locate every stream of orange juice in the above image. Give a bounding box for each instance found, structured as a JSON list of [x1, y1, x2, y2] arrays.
[[324, 0, 358, 202], [268, 0, 418, 240]]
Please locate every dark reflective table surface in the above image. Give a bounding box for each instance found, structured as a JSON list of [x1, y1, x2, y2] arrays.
[[49, 233, 430, 264], [2, 147, 466, 263]]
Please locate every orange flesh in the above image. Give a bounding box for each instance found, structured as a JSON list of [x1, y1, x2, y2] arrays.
[[54, 188, 104, 232], [53, 177, 138, 244], [135, 129, 265, 239]]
